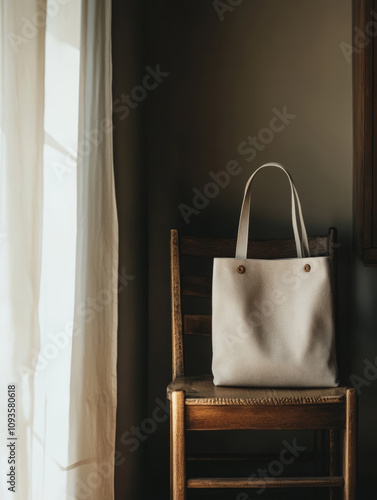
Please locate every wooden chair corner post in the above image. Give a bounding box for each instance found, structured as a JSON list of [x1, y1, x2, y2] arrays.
[[171, 391, 186, 500], [170, 229, 184, 381], [343, 388, 357, 500], [170, 230, 186, 499]]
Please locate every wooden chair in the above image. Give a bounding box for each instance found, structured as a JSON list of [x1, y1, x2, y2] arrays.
[[167, 228, 357, 500]]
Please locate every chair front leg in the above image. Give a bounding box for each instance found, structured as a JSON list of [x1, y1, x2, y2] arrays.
[[171, 391, 186, 500], [343, 389, 357, 500]]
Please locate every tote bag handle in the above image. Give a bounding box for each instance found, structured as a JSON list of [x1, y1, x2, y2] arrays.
[[235, 162, 310, 259]]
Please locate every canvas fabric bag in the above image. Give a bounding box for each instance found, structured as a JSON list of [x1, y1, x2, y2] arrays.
[[211, 163, 338, 387]]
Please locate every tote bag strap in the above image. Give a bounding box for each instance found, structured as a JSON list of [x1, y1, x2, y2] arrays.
[[235, 162, 310, 259]]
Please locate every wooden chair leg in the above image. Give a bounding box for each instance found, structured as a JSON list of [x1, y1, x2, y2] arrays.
[[343, 389, 357, 500], [171, 391, 186, 500]]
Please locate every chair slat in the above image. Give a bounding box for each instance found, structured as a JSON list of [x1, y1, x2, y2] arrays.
[[186, 403, 346, 430], [182, 275, 211, 298], [187, 476, 344, 489], [187, 452, 315, 462], [184, 315, 212, 336], [180, 235, 329, 259]]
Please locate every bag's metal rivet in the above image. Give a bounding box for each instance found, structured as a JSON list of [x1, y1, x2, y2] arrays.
[[304, 264, 311, 272], [237, 265, 245, 274]]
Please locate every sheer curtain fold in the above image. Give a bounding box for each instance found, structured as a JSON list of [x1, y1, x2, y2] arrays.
[[69, 0, 118, 471], [0, 0, 118, 498]]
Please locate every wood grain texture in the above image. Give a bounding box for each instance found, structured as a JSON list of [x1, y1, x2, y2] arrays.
[[171, 391, 186, 500], [171, 230, 184, 379], [180, 234, 328, 259], [187, 476, 344, 489], [183, 315, 211, 335], [187, 452, 315, 462], [167, 375, 347, 405], [181, 275, 211, 298], [185, 404, 346, 431], [343, 389, 357, 500]]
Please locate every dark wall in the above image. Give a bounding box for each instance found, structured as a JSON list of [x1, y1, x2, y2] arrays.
[[112, 1, 148, 499], [114, 1, 377, 498]]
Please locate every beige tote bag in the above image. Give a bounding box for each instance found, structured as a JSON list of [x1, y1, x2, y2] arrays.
[[212, 163, 338, 387]]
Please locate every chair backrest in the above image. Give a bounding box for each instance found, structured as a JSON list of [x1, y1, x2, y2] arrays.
[[170, 228, 337, 380]]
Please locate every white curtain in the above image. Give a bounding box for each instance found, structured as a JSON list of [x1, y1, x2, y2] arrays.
[[0, 1, 118, 498]]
